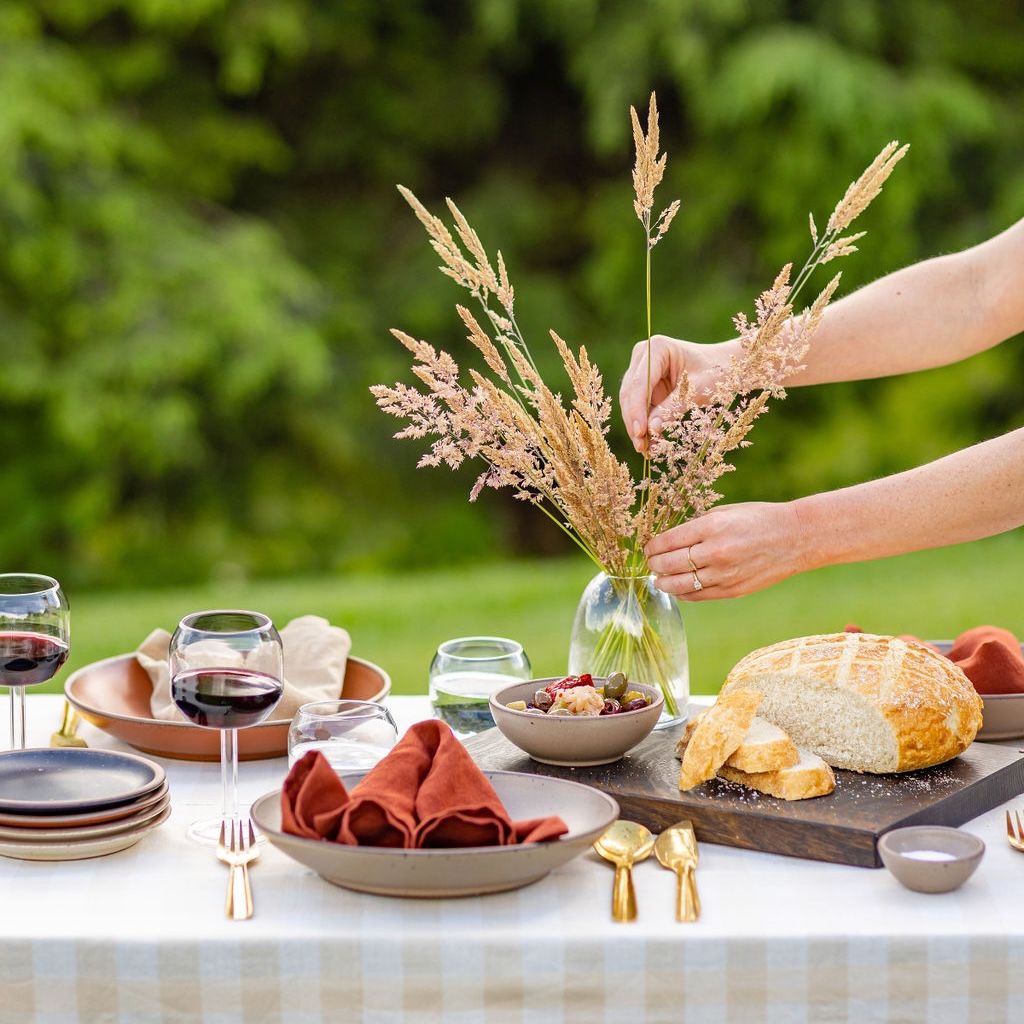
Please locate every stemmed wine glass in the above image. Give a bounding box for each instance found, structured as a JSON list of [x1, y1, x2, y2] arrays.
[[0, 574, 70, 751], [169, 610, 283, 845]]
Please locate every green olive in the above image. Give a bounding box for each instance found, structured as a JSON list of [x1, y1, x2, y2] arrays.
[[604, 672, 628, 701]]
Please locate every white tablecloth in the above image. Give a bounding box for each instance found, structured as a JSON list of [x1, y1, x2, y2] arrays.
[[2, 694, 1022, 1024]]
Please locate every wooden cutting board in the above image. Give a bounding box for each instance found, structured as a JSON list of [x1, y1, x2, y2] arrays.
[[465, 710, 1024, 868]]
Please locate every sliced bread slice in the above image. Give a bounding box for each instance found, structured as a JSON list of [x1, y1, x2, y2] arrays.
[[678, 688, 762, 791], [676, 713, 800, 774], [724, 716, 800, 773], [718, 748, 836, 801]]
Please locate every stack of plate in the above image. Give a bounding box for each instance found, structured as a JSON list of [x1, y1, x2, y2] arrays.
[[0, 748, 170, 861]]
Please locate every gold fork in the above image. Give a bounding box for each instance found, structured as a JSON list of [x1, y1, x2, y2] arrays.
[[1005, 811, 1024, 853], [216, 819, 260, 920]]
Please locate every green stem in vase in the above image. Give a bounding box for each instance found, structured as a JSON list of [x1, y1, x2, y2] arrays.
[[585, 576, 682, 719]]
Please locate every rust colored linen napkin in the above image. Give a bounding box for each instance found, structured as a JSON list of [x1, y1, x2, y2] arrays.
[[281, 719, 569, 848], [844, 624, 1024, 695]]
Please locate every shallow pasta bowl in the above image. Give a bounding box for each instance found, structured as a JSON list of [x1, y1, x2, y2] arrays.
[[251, 770, 618, 898], [66, 652, 390, 761], [489, 678, 663, 767]]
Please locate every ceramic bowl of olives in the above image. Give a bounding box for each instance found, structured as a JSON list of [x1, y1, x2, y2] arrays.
[[488, 674, 663, 767]]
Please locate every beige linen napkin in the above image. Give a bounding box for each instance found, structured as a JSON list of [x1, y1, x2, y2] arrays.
[[137, 615, 352, 723]]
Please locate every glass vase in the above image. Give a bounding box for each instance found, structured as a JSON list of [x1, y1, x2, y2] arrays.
[[569, 572, 689, 728]]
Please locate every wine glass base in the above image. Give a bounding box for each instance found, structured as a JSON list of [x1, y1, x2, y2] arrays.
[[185, 815, 268, 847]]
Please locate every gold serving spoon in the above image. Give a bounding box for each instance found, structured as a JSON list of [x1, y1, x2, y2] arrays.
[[654, 820, 700, 922], [593, 820, 655, 923]]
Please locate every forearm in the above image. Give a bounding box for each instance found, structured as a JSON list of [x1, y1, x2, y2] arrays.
[[795, 427, 1024, 568], [783, 217, 1024, 386]]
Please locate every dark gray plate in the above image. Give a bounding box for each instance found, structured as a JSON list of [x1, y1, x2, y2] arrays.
[[0, 748, 166, 815]]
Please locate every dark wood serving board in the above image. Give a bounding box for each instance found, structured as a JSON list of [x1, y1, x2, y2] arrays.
[[465, 711, 1024, 868]]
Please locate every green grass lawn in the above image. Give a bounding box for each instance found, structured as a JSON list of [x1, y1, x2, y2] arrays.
[[34, 530, 1024, 699]]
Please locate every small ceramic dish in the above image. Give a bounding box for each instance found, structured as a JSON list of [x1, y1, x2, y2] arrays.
[[878, 825, 984, 893], [489, 678, 663, 767]]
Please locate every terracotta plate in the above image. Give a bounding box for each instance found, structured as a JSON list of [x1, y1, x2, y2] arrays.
[[0, 791, 170, 842], [0, 748, 165, 814], [0, 804, 171, 861], [66, 652, 391, 761], [0, 781, 169, 829], [251, 770, 619, 898]]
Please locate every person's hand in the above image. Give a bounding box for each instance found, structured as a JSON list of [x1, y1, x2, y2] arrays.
[[619, 336, 737, 453], [644, 501, 809, 600]]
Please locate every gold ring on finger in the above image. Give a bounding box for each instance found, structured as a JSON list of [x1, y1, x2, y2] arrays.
[[691, 570, 704, 592], [686, 545, 699, 573]]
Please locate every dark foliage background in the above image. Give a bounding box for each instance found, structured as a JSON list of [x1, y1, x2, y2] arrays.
[[2, 0, 1021, 587]]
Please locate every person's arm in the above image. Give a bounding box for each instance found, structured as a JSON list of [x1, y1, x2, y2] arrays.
[[621, 217, 1024, 451], [783, 217, 1024, 386], [644, 427, 1024, 600]]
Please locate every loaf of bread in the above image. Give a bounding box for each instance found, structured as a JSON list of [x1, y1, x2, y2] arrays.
[[678, 689, 762, 791], [677, 714, 800, 773], [721, 632, 983, 773], [718, 749, 835, 800]]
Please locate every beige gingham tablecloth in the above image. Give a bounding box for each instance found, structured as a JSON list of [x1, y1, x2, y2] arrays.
[[1, 694, 1022, 1024]]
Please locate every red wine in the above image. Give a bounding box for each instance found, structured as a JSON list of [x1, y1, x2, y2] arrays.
[[171, 668, 283, 729], [0, 632, 69, 688]]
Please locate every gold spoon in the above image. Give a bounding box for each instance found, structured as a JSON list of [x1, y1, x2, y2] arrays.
[[654, 820, 700, 922], [593, 820, 655, 923]]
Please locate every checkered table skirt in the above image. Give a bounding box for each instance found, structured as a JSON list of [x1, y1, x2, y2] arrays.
[[2, 695, 1020, 1024]]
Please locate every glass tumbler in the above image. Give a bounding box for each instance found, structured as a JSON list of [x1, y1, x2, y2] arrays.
[[429, 636, 532, 739], [288, 700, 398, 774]]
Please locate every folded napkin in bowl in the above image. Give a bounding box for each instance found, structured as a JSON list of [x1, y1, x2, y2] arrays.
[[947, 626, 1024, 695], [281, 720, 569, 849], [138, 615, 351, 722], [844, 623, 1024, 695]]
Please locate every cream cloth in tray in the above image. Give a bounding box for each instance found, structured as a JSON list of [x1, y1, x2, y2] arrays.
[[137, 615, 351, 723]]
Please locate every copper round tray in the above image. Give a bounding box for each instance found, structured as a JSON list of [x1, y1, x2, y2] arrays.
[[65, 653, 391, 761]]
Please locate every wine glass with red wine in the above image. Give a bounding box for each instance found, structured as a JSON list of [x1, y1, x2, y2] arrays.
[[0, 574, 70, 751], [170, 610, 283, 845]]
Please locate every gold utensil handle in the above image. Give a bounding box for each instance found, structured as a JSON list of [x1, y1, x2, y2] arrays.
[[612, 863, 637, 923], [226, 863, 253, 921], [239, 863, 254, 920], [675, 864, 700, 923]]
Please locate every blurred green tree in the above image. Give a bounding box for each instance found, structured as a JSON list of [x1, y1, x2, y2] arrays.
[[0, 0, 1020, 586]]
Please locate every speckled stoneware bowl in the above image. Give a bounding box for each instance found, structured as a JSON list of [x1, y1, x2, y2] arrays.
[[489, 678, 663, 767], [878, 826, 985, 893], [252, 770, 619, 898]]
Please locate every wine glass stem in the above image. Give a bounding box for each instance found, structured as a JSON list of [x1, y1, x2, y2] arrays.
[[9, 688, 26, 750], [221, 727, 239, 824]]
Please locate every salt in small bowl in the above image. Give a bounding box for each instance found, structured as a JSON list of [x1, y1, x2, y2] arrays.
[[878, 826, 984, 893]]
